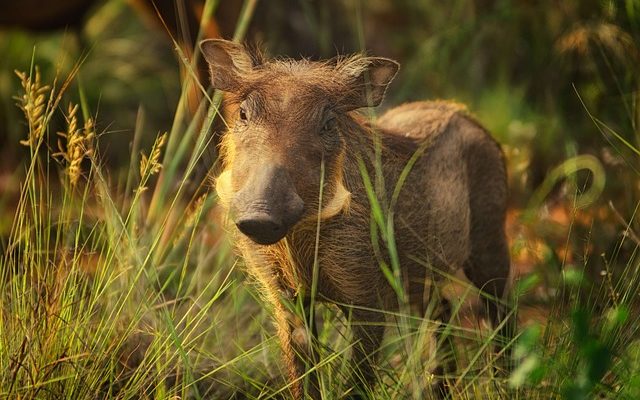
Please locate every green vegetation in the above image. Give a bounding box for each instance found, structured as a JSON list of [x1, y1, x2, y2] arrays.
[[1, 0, 640, 398]]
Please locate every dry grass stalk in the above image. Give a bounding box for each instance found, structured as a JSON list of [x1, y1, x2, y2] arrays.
[[556, 22, 639, 65], [14, 67, 50, 148], [140, 132, 167, 177], [53, 103, 95, 186], [138, 132, 167, 192], [185, 193, 206, 228]]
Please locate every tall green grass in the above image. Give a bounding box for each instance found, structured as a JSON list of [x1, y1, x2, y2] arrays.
[[2, 1, 640, 399], [0, 2, 278, 398]]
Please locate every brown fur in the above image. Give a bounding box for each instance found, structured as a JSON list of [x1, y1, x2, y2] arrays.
[[202, 39, 511, 399]]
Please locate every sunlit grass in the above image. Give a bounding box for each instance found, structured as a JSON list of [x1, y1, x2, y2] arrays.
[[3, 58, 638, 400], [1, 1, 640, 399]]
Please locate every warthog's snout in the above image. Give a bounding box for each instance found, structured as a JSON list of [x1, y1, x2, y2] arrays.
[[231, 165, 304, 245], [235, 213, 287, 245]]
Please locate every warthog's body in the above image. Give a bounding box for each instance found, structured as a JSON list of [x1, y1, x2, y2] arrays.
[[269, 100, 508, 310], [201, 39, 511, 398]]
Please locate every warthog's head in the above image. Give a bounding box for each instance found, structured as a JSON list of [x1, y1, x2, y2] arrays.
[[201, 39, 398, 245]]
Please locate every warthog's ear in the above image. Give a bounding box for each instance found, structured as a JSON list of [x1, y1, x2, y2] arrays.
[[340, 56, 399, 110], [200, 39, 253, 93]]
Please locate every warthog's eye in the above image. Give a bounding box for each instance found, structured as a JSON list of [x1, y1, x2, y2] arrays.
[[321, 116, 337, 133], [239, 106, 248, 121]]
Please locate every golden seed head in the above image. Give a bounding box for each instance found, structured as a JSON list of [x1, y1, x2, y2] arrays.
[[15, 67, 51, 148], [53, 102, 95, 186], [139, 132, 167, 178]]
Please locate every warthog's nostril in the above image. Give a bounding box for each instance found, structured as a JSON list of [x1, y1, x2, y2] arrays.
[[235, 214, 285, 245]]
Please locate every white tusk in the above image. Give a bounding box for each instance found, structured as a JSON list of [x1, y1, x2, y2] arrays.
[[320, 181, 351, 220]]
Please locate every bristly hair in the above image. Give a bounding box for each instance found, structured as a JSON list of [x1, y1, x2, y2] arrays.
[[333, 53, 373, 78], [241, 40, 371, 72], [221, 54, 365, 107], [243, 41, 266, 67], [238, 42, 372, 85]]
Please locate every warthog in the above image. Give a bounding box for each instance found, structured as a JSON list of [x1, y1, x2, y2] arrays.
[[201, 39, 512, 398]]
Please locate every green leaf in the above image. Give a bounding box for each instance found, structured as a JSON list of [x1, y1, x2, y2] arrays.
[[509, 354, 544, 388], [604, 306, 629, 334], [513, 324, 542, 360], [513, 273, 540, 297], [562, 268, 585, 287]]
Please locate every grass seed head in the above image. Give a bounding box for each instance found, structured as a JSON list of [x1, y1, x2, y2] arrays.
[[139, 132, 167, 178], [14, 67, 50, 148], [54, 103, 95, 186]]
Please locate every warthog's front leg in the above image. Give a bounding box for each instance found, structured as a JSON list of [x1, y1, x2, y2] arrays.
[[246, 254, 321, 399], [342, 307, 385, 397], [272, 295, 321, 399]]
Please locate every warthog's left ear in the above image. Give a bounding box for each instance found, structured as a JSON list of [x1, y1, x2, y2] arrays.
[[200, 39, 253, 93], [339, 56, 399, 110]]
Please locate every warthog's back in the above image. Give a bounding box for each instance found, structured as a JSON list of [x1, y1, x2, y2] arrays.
[[377, 100, 469, 142], [372, 100, 507, 284]]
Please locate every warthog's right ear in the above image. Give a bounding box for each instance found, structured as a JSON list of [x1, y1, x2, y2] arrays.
[[339, 56, 400, 110], [200, 39, 253, 93]]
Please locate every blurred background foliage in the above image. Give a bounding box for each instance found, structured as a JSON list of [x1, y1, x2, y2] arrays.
[[2, 0, 639, 273], [1, 0, 640, 397], [1, 1, 638, 193]]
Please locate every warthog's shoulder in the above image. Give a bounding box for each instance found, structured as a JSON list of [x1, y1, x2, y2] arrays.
[[376, 100, 472, 141]]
